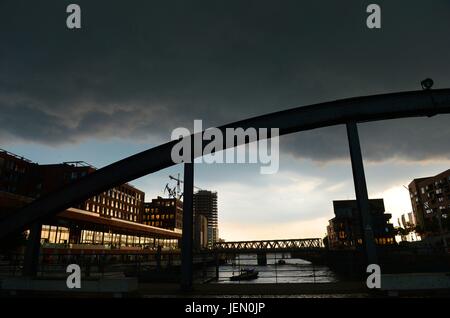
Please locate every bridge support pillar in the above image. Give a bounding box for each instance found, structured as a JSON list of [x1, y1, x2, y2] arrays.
[[23, 223, 42, 277], [156, 245, 162, 270], [215, 252, 220, 281], [181, 162, 194, 291], [257, 253, 267, 266], [346, 122, 378, 266]]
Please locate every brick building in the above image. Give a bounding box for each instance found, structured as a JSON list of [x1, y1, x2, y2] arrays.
[[143, 196, 183, 232], [0, 149, 170, 249]]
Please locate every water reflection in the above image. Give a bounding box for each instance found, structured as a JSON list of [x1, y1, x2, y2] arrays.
[[200, 253, 339, 284]]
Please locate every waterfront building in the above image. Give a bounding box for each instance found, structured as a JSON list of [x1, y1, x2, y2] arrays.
[[326, 199, 396, 250], [143, 196, 183, 232], [408, 169, 450, 238], [0, 149, 180, 250]]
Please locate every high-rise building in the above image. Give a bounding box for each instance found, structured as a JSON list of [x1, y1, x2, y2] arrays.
[[194, 213, 208, 250], [398, 212, 417, 229], [408, 169, 450, 237], [397, 212, 421, 242], [193, 190, 218, 248], [326, 199, 396, 250], [143, 197, 183, 232]]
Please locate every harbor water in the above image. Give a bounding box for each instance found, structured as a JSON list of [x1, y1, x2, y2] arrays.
[[197, 253, 339, 284]]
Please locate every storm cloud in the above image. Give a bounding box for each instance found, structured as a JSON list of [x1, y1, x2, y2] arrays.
[[1, 0, 450, 162]]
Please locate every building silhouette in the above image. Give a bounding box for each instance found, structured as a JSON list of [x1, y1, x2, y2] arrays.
[[193, 190, 218, 248], [194, 213, 208, 250], [327, 199, 395, 250], [408, 169, 450, 238], [0, 149, 35, 198], [143, 197, 183, 232]]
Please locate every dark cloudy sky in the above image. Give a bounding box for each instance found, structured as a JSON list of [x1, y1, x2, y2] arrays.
[[1, 0, 450, 239]]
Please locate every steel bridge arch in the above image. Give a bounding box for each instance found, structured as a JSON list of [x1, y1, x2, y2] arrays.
[[1, 88, 450, 238]]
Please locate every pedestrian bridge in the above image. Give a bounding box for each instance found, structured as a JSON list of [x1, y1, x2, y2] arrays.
[[213, 238, 324, 253], [2, 88, 450, 282]]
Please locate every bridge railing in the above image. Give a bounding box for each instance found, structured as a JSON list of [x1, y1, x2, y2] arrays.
[[0, 252, 183, 280], [0, 251, 336, 284]]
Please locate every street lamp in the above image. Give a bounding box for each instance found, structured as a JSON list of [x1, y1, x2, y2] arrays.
[[421, 78, 434, 90]]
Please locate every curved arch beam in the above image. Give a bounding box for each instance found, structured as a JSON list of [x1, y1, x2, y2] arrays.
[[1, 89, 450, 238]]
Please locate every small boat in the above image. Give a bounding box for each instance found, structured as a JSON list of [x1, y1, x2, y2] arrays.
[[277, 259, 286, 265], [230, 268, 259, 281]]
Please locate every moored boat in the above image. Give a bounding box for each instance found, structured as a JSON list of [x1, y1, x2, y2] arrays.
[[230, 268, 259, 281]]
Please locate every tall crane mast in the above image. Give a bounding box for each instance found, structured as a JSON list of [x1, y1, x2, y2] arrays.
[[163, 173, 183, 199], [163, 173, 204, 200], [169, 174, 204, 191]]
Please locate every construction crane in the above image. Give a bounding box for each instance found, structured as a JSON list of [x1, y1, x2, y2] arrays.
[[163, 174, 204, 200], [163, 173, 183, 199], [163, 183, 181, 199], [169, 174, 204, 191], [164, 174, 203, 200]]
